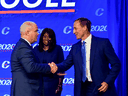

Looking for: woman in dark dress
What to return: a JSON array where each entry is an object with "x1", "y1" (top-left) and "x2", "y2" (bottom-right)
[{"x1": 33, "y1": 28, "x2": 64, "y2": 96}]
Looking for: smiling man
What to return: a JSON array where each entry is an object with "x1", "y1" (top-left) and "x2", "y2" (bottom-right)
[
  {"x1": 10, "y1": 21, "x2": 57, "y2": 96},
  {"x1": 56, "y1": 17, "x2": 121, "y2": 96}
]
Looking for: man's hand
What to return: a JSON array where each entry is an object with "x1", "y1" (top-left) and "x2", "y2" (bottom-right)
[
  {"x1": 55, "y1": 84, "x2": 62, "y2": 94},
  {"x1": 48, "y1": 62, "x2": 58, "y2": 74},
  {"x1": 55, "y1": 78, "x2": 63, "y2": 94},
  {"x1": 98, "y1": 82, "x2": 108, "y2": 92}
]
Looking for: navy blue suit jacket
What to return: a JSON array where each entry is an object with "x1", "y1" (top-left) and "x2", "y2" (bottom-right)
[
  {"x1": 58, "y1": 35, "x2": 121, "y2": 96},
  {"x1": 10, "y1": 38, "x2": 51, "y2": 96}
]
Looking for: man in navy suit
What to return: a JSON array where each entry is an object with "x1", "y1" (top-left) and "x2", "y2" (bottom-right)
[
  {"x1": 10, "y1": 21, "x2": 57, "y2": 96},
  {"x1": 55, "y1": 18, "x2": 121, "y2": 96}
]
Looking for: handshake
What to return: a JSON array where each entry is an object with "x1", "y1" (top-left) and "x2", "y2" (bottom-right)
[{"x1": 48, "y1": 62, "x2": 58, "y2": 74}]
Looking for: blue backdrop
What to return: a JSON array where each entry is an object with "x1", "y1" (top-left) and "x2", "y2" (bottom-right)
[{"x1": 0, "y1": 0, "x2": 127, "y2": 96}]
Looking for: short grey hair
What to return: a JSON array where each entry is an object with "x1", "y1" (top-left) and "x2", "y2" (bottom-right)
[{"x1": 20, "y1": 21, "x2": 36, "y2": 33}]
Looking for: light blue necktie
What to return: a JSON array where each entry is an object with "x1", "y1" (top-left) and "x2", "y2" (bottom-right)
[{"x1": 81, "y1": 41, "x2": 86, "y2": 82}]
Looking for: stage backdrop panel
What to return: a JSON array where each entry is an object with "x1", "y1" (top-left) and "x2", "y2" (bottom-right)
[{"x1": 0, "y1": 0, "x2": 107, "y2": 96}]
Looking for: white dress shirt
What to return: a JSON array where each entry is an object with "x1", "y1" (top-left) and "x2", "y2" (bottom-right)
[{"x1": 82, "y1": 34, "x2": 92, "y2": 82}]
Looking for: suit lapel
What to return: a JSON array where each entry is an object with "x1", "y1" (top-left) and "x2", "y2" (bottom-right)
[{"x1": 90, "y1": 36, "x2": 98, "y2": 71}]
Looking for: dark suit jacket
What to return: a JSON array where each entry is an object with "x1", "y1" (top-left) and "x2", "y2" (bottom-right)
[
  {"x1": 10, "y1": 38, "x2": 51, "y2": 96},
  {"x1": 58, "y1": 35, "x2": 121, "y2": 96}
]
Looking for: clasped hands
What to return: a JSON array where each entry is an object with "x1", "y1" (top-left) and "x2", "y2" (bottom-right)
[{"x1": 48, "y1": 62, "x2": 58, "y2": 74}]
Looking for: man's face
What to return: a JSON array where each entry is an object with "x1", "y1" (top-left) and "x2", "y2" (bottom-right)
[
  {"x1": 28, "y1": 24, "x2": 39, "y2": 44},
  {"x1": 73, "y1": 20, "x2": 87, "y2": 40}
]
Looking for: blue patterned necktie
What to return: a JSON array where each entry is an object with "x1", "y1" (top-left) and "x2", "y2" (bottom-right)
[{"x1": 81, "y1": 41, "x2": 86, "y2": 82}]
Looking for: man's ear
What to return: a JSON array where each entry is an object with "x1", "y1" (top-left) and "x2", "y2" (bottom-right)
[
  {"x1": 26, "y1": 31, "x2": 30, "y2": 35},
  {"x1": 83, "y1": 25, "x2": 88, "y2": 31}
]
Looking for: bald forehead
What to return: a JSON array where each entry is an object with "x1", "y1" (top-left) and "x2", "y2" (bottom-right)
[
  {"x1": 20, "y1": 21, "x2": 37, "y2": 33},
  {"x1": 24, "y1": 22, "x2": 37, "y2": 28}
]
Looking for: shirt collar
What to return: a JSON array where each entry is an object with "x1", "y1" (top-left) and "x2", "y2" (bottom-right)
[{"x1": 21, "y1": 37, "x2": 31, "y2": 46}]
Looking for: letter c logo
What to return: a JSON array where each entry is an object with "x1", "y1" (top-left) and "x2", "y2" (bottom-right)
[
  {"x1": 2, "y1": 27, "x2": 10, "y2": 35},
  {"x1": 95, "y1": 8, "x2": 104, "y2": 16},
  {"x1": 63, "y1": 26, "x2": 72, "y2": 34}
]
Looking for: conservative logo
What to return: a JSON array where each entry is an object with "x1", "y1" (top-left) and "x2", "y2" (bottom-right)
[
  {"x1": 60, "y1": 44, "x2": 72, "y2": 52},
  {"x1": 1, "y1": 27, "x2": 10, "y2": 35},
  {"x1": 38, "y1": 28, "x2": 44, "y2": 34},
  {"x1": 2, "y1": 61, "x2": 10, "y2": 69},
  {"x1": 95, "y1": 8, "x2": 104, "y2": 16},
  {"x1": 63, "y1": 26, "x2": 72, "y2": 34},
  {"x1": 0, "y1": 44, "x2": 15, "y2": 52},
  {"x1": 0, "y1": 78, "x2": 12, "y2": 86},
  {"x1": 0, "y1": 0, "x2": 76, "y2": 14}
]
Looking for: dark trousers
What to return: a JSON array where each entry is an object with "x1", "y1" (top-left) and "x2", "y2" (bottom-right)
[{"x1": 81, "y1": 81, "x2": 103, "y2": 96}]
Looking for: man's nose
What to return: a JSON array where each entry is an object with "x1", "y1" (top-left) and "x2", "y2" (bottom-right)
[{"x1": 73, "y1": 30, "x2": 75, "y2": 34}]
